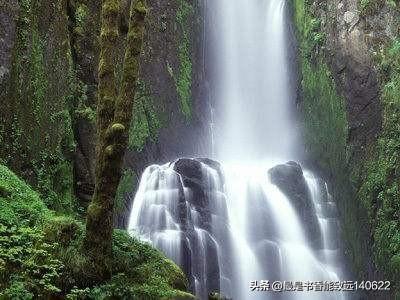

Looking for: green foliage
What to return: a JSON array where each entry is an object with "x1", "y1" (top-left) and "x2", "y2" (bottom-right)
[
  {"x1": 115, "y1": 169, "x2": 137, "y2": 214},
  {"x1": 74, "y1": 3, "x2": 89, "y2": 36},
  {"x1": 358, "y1": 38, "x2": 400, "y2": 287},
  {"x1": 66, "y1": 60, "x2": 96, "y2": 125},
  {"x1": 0, "y1": 165, "x2": 49, "y2": 227},
  {"x1": 294, "y1": 0, "x2": 348, "y2": 176},
  {"x1": 0, "y1": 165, "x2": 192, "y2": 299},
  {"x1": 0, "y1": 225, "x2": 64, "y2": 299},
  {"x1": 172, "y1": 0, "x2": 193, "y2": 120},
  {"x1": 128, "y1": 80, "x2": 161, "y2": 151},
  {"x1": 75, "y1": 106, "x2": 97, "y2": 123},
  {"x1": 358, "y1": 0, "x2": 380, "y2": 15}
]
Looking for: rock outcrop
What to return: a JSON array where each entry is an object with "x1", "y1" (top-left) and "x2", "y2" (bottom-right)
[
  {"x1": 318, "y1": 0, "x2": 390, "y2": 164},
  {"x1": 269, "y1": 161, "x2": 322, "y2": 248},
  {"x1": 173, "y1": 158, "x2": 226, "y2": 296}
]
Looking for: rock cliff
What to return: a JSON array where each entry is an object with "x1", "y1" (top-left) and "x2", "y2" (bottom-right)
[
  {"x1": 293, "y1": 0, "x2": 400, "y2": 297},
  {"x1": 0, "y1": 0, "x2": 211, "y2": 224}
]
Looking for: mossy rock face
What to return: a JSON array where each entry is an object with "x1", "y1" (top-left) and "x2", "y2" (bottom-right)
[
  {"x1": 294, "y1": 0, "x2": 400, "y2": 296},
  {"x1": 0, "y1": 0, "x2": 76, "y2": 212}
]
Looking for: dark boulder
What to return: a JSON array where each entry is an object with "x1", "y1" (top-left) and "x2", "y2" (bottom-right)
[
  {"x1": 174, "y1": 158, "x2": 224, "y2": 193},
  {"x1": 170, "y1": 158, "x2": 227, "y2": 297},
  {"x1": 268, "y1": 161, "x2": 322, "y2": 248},
  {"x1": 174, "y1": 158, "x2": 204, "y2": 184},
  {"x1": 197, "y1": 158, "x2": 225, "y2": 188},
  {"x1": 173, "y1": 158, "x2": 225, "y2": 231}
]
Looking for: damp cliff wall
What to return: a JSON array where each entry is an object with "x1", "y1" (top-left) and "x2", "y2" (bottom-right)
[
  {"x1": 0, "y1": 0, "x2": 210, "y2": 225},
  {"x1": 293, "y1": 0, "x2": 400, "y2": 297}
]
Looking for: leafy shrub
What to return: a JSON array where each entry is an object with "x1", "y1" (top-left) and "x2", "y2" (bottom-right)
[{"x1": 0, "y1": 225, "x2": 63, "y2": 299}]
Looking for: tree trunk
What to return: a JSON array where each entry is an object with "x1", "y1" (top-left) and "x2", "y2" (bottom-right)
[{"x1": 84, "y1": 0, "x2": 147, "y2": 280}]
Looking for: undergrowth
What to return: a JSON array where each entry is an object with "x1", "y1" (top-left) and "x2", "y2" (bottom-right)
[{"x1": 0, "y1": 164, "x2": 193, "y2": 299}]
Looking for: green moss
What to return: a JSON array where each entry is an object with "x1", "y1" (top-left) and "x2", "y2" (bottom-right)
[
  {"x1": 294, "y1": 0, "x2": 348, "y2": 176},
  {"x1": 296, "y1": 0, "x2": 400, "y2": 291},
  {"x1": 293, "y1": 0, "x2": 370, "y2": 278},
  {"x1": 30, "y1": 30, "x2": 47, "y2": 122},
  {"x1": 172, "y1": 0, "x2": 193, "y2": 120},
  {"x1": 301, "y1": 61, "x2": 348, "y2": 175},
  {"x1": 75, "y1": 106, "x2": 97, "y2": 123},
  {"x1": 128, "y1": 80, "x2": 161, "y2": 151},
  {"x1": 358, "y1": 38, "x2": 400, "y2": 288}
]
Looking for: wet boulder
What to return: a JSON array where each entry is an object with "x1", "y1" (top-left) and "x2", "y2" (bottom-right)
[
  {"x1": 173, "y1": 158, "x2": 225, "y2": 230},
  {"x1": 174, "y1": 158, "x2": 224, "y2": 192},
  {"x1": 174, "y1": 158, "x2": 204, "y2": 184},
  {"x1": 268, "y1": 161, "x2": 322, "y2": 248},
  {"x1": 197, "y1": 158, "x2": 225, "y2": 188},
  {"x1": 172, "y1": 158, "x2": 227, "y2": 297}
]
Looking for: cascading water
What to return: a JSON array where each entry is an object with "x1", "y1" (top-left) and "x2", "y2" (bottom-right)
[
  {"x1": 128, "y1": 0, "x2": 350, "y2": 299},
  {"x1": 211, "y1": 0, "x2": 297, "y2": 160},
  {"x1": 128, "y1": 160, "x2": 348, "y2": 299}
]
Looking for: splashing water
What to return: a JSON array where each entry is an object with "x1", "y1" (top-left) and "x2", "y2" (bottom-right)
[{"x1": 128, "y1": 160, "x2": 347, "y2": 299}]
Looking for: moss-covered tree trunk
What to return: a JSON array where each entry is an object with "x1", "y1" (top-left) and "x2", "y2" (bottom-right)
[{"x1": 84, "y1": 0, "x2": 147, "y2": 279}]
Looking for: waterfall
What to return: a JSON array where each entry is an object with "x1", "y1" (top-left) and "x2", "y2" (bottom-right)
[
  {"x1": 211, "y1": 0, "x2": 298, "y2": 160},
  {"x1": 128, "y1": 160, "x2": 348, "y2": 299},
  {"x1": 128, "y1": 0, "x2": 350, "y2": 299}
]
